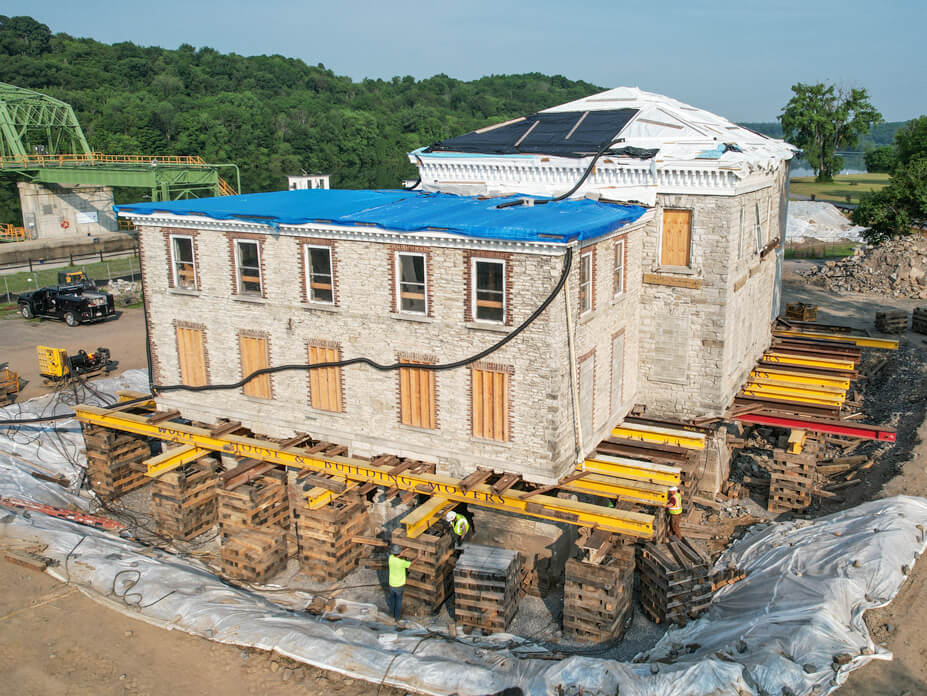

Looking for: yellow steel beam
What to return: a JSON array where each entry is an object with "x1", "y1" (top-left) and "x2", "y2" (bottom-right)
[
  {"x1": 787, "y1": 429, "x2": 807, "y2": 454},
  {"x1": 401, "y1": 496, "x2": 454, "y2": 538},
  {"x1": 74, "y1": 406, "x2": 655, "y2": 538},
  {"x1": 116, "y1": 390, "x2": 157, "y2": 408},
  {"x1": 762, "y1": 352, "x2": 856, "y2": 370},
  {"x1": 305, "y1": 478, "x2": 355, "y2": 509},
  {"x1": 774, "y1": 330, "x2": 899, "y2": 350},
  {"x1": 744, "y1": 381, "x2": 846, "y2": 403},
  {"x1": 611, "y1": 423, "x2": 705, "y2": 450},
  {"x1": 751, "y1": 368, "x2": 851, "y2": 390},
  {"x1": 560, "y1": 473, "x2": 669, "y2": 505},
  {"x1": 581, "y1": 455, "x2": 681, "y2": 487},
  {"x1": 143, "y1": 444, "x2": 210, "y2": 477},
  {"x1": 741, "y1": 386, "x2": 842, "y2": 407},
  {"x1": 746, "y1": 376, "x2": 846, "y2": 395}
]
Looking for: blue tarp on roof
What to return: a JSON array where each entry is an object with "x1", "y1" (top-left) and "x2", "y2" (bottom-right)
[{"x1": 114, "y1": 189, "x2": 647, "y2": 244}]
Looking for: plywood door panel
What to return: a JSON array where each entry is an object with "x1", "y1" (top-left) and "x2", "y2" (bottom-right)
[
  {"x1": 240, "y1": 336, "x2": 271, "y2": 399},
  {"x1": 308, "y1": 345, "x2": 342, "y2": 412},
  {"x1": 177, "y1": 327, "x2": 207, "y2": 387},
  {"x1": 472, "y1": 368, "x2": 509, "y2": 442},
  {"x1": 661, "y1": 209, "x2": 692, "y2": 267},
  {"x1": 400, "y1": 363, "x2": 435, "y2": 429}
]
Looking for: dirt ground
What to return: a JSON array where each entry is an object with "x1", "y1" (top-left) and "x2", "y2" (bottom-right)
[
  {"x1": 1, "y1": 260, "x2": 927, "y2": 695},
  {"x1": 0, "y1": 307, "x2": 149, "y2": 401}
]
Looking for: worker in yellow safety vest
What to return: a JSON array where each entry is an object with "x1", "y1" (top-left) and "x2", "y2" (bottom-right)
[
  {"x1": 445, "y1": 510, "x2": 470, "y2": 549},
  {"x1": 667, "y1": 485, "x2": 683, "y2": 539},
  {"x1": 387, "y1": 544, "x2": 419, "y2": 622}
]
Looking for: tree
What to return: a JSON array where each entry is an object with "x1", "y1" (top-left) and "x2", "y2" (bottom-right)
[
  {"x1": 853, "y1": 116, "x2": 927, "y2": 242},
  {"x1": 780, "y1": 83, "x2": 882, "y2": 182},
  {"x1": 864, "y1": 146, "x2": 896, "y2": 173}
]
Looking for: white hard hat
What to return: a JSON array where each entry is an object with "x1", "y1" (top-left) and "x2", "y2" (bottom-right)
[
  {"x1": 445, "y1": 511, "x2": 456, "y2": 522},
  {"x1": 669, "y1": 486, "x2": 679, "y2": 491}
]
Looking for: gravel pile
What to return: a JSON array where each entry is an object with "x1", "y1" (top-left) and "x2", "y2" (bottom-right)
[{"x1": 802, "y1": 235, "x2": 927, "y2": 298}]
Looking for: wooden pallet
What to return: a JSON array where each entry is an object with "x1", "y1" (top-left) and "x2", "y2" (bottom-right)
[
  {"x1": 82, "y1": 424, "x2": 152, "y2": 499},
  {"x1": 151, "y1": 457, "x2": 219, "y2": 540},
  {"x1": 562, "y1": 544, "x2": 634, "y2": 643},
  {"x1": 768, "y1": 445, "x2": 820, "y2": 514},
  {"x1": 391, "y1": 524, "x2": 455, "y2": 614},
  {"x1": 453, "y1": 545, "x2": 521, "y2": 634},
  {"x1": 0, "y1": 368, "x2": 19, "y2": 406},
  {"x1": 785, "y1": 303, "x2": 818, "y2": 322},
  {"x1": 913, "y1": 307, "x2": 927, "y2": 335},
  {"x1": 875, "y1": 310, "x2": 908, "y2": 334},
  {"x1": 637, "y1": 539, "x2": 712, "y2": 626},
  {"x1": 290, "y1": 485, "x2": 370, "y2": 582},
  {"x1": 220, "y1": 526, "x2": 287, "y2": 582},
  {"x1": 218, "y1": 468, "x2": 289, "y2": 534}
]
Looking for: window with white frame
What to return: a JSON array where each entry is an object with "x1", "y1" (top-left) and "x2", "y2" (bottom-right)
[
  {"x1": 613, "y1": 239, "x2": 625, "y2": 297},
  {"x1": 579, "y1": 252, "x2": 593, "y2": 314},
  {"x1": 235, "y1": 240, "x2": 262, "y2": 295},
  {"x1": 305, "y1": 245, "x2": 333, "y2": 304},
  {"x1": 472, "y1": 258, "x2": 505, "y2": 323},
  {"x1": 396, "y1": 252, "x2": 427, "y2": 314},
  {"x1": 754, "y1": 202, "x2": 763, "y2": 252},
  {"x1": 170, "y1": 235, "x2": 196, "y2": 290}
]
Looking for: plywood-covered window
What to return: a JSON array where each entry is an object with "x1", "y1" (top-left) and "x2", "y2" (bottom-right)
[
  {"x1": 176, "y1": 326, "x2": 207, "y2": 386},
  {"x1": 308, "y1": 343, "x2": 343, "y2": 412},
  {"x1": 613, "y1": 239, "x2": 625, "y2": 297},
  {"x1": 396, "y1": 252, "x2": 427, "y2": 314},
  {"x1": 235, "y1": 240, "x2": 262, "y2": 295},
  {"x1": 472, "y1": 258, "x2": 505, "y2": 323},
  {"x1": 170, "y1": 235, "x2": 197, "y2": 290},
  {"x1": 471, "y1": 367, "x2": 510, "y2": 442},
  {"x1": 579, "y1": 252, "x2": 593, "y2": 314},
  {"x1": 306, "y1": 246, "x2": 334, "y2": 304},
  {"x1": 398, "y1": 361, "x2": 436, "y2": 429},
  {"x1": 240, "y1": 335, "x2": 271, "y2": 399},
  {"x1": 661, "y1": 209, "x2": 692, "y2": 267}
]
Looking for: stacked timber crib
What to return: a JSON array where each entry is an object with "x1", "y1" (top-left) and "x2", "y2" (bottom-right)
[
  {"x1": 81, "y1": 424, "x2": 150, "y2": 499},
  {"x1": 217, "y1": 464, "x2": 290, "y2": 582},
  {"x1": 637, "y1": 539, "x2": 712, "y2": 626},
  {"x1": 875, "y1": 310, "x2": 908, "y2": 334},
  {"x1": 563, "y1": 535, "x2": 635, "y2": 643},
  {"x1": 913, "y1": 307, "x2": 927, "y2": 335},
  {"x1": 768, "y1": 442, "x2": 821, "y2": 514},
  {"x1": 151, "y1": 455, "x2": 219, "y2": 539},
  {"x1": 391, "y1": 523, "x2": 455, "y2": 613},
  {"x1": 453, "y1": 545, "x2": 522, "y2": 633}
]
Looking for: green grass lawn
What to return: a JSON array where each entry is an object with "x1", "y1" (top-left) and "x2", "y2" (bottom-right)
[
  {"x1": 0, "y1": 255, "x2": 141, "y2": 299},
  {"x1": 784, "y1": 242, "x2": 858, "y2": 259},
  {"x1": 789, "y1": 172, "x2": 889, "y2": 204}
]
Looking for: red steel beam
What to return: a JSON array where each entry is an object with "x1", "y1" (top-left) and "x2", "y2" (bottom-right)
[{"x1": 734, "y1": 412, "x2": 896, "y2": 442}]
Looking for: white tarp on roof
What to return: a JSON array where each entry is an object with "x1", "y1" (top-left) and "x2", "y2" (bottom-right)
[{"x1": 1, "y1": 371, "x2": 925, "y2": 696}]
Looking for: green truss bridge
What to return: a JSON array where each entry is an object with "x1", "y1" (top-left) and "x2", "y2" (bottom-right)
[{"x1": 0, "y1": 82, "x2": 240, "y2": 201}]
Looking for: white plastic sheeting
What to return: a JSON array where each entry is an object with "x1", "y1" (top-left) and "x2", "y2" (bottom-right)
[{"x1": 1, "y1": 371, "x2": 926, "y2": 696}]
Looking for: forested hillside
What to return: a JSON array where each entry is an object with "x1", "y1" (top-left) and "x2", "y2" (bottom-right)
[{"x1": 1, "y1": 15, "x2": 603, "y2": 222}]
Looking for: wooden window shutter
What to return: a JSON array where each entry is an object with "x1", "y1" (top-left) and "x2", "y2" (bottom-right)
[
  {"x1": 176, "y1": 327, "x2": 207, "y2": 387},
  {"x1": 471, "y1": 368, "x2": 510, "y2": 442},
  {"x1": 399, "y1": 361, "x2": 436, "y2": 429},
  {"x1": 661, "y1": 209, "x2": 692, "y2": 267},
  {"x1": 308, "y1": 345, "x2": 343, "y2": 412},
  {"x1": 239, "y1": 335, "x2": 271, "y2": 398}
]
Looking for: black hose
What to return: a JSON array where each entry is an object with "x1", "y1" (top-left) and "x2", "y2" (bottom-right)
[{"x1": 0, "y1": 249, "x2": 572, "y2": 423}]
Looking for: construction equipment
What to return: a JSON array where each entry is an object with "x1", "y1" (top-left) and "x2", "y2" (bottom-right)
[
  {"x1": 57, "y1": 269, "x2": 94, "y2": 289},
  {"x1": 0, "y1": 367, "x2": 20, "y2": 405},
  {"x1": 37, "y1": 345, "x2": 113, "y2": 384},
  {"x1": 0, "y1": 223, "x2": 30, "y2": 242}
]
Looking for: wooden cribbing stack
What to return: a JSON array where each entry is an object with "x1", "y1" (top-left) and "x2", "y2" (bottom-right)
[
  {"x1": 637, "y1": 539, "x2": 712, "y2": 626},
  {"x1": 81, "y1": 424, "x2": 151, "y2": 499},
  {"x1": 563, "y1": 535, "x2": 635, "y2": 643},
  {"x1": 218, "y1": 466, "x2": 289, "y2": 582},
  {"x1": 391, "y1": 523, "x2": 455, "y2": 613},
  {"x1": 875, "y1": 310, "x2": 908, "y2": 334},
  {"x1": 289, "y1": 483, "x2": 370, "y2": 582},
  {"x1": 913, "y1": 307, "x2": 927, "y2": 335},
  {"x1": 453, "y1": 545, "x2": 522, "y2": 634},
  {"x1": 150, "y1": 456, "x2": 219, "y2": 539},
  {"x1": 768, "y1": 442, "x2": 821, "y2": 514}
]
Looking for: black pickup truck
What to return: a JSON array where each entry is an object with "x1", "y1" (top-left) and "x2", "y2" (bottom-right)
[{"x1": 18, "y1": 283, "x2": 116, "y2": 326}]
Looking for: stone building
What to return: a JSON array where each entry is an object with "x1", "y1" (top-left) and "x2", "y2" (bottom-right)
[{"x1": 117, "y1": 86, "x2": 795, "y2": 485}]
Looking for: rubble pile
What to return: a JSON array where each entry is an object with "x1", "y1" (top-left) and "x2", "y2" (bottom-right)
[
  {"x1": 787, "y1": 201, "x2": 865, "y2": 243},
  {"x1": 803, "y1": 235, "x2": 927, "y2": 299},
  {"x1": 103, "y1": 279, "x2": 141, "y2": 305}
]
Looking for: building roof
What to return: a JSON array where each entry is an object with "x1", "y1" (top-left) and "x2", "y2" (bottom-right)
[
  {"x1": 420, "y1": 86, "x2": 795, "y2": 168},
  {"x1": 115, "y1": 189, "x2": 647, "y2": 245}
]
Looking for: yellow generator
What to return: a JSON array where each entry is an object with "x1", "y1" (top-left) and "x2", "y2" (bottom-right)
[{"x1": 37, "y1": 345, "x2": 113, "y2": 383}]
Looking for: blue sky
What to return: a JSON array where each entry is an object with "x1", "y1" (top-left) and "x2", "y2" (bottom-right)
[{"x1": 7, "y1": 0, "x2": 925, "y2": 121}]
